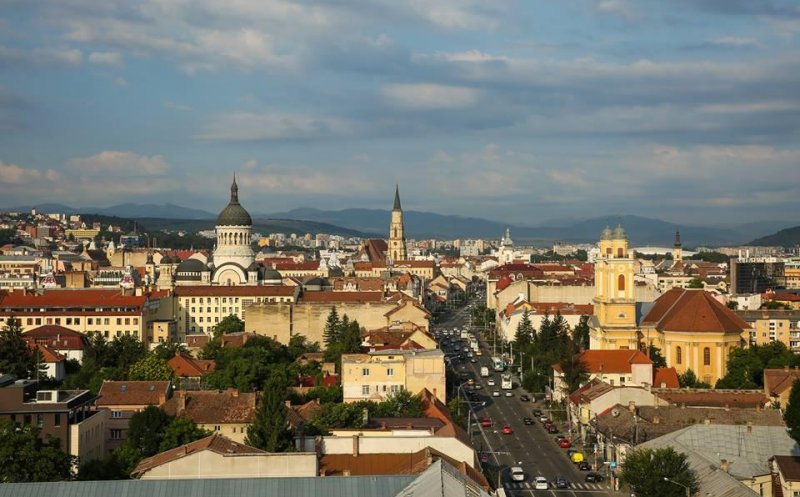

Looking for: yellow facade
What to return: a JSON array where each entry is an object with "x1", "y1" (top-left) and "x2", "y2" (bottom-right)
[
  {"x1": 655, "y1": 331, "x2": 739, "y2": 386},
  {"x1": 341, "y1": 349, "x2": 446, "y2": 403},
  {"x1": 590, "y1": 226, "x2": 639, "y2": 350}
]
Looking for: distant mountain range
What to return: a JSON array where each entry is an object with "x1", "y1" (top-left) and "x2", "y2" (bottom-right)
[
  {"x1": 748, "y1": 226, "x2": 800, "y2": 247},
  {"x1": 5, "y1": 202, "x2": 796, "y2": 247}
]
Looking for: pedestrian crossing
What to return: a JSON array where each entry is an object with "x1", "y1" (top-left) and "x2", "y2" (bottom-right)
[{"x1": 504, "y1": 481, "x2": 607, "y2": 491}]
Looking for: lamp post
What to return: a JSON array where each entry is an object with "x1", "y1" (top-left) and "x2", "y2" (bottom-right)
[{"x1": 663, "y1": 477, "x2": 691, "y2": 497}]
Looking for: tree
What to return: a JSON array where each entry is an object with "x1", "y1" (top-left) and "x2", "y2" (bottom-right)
[
  {"x1": 322, "y1": 307, "x2": 341, "y2": 347},
  {"x1": 678, "y1": 369, "x2": 711, "y2": 389},
  {"x1": 726, "y1": 301, "x2": 738, "y2": 310},
  {"x1": 159, "y1": 417, "x2": 211, "y2": 452},
  {"x1": 152, "y1": 341, "x2": 187, "y2": 361},
  {"x1": 785, "y1": 380, "x2": 800, "y2": 442},
  {"x1": 0, "y1": 317, "x2": 35, "y2": 379},
  {"x1": 687, "y1": 279, "x2": 704, "y2": 289},
  {"x1": 214, "y1": 314, "x2": 244, "y2": 337},
  {"x1": 514, "y1": 309, "x2": 534, "y2": 348},
  {"x1": 0, "y1": 419, "x2": 74, "y2": 482},
  {"x1": 128, "y1": 354, "x2": 175, "y2": 381},
  {"x1": 288, "y1": 334, "x2": 320, "y2": 360},
  {"x1": 121, "y1": 406, "x2": 171, "y2": 465},
  {"x1": 245, "y1": 377, "x2": 293, "y2": 452},
  {"x1": 558, "y1": 353, "x2": 589, "y2": 394},
  {"x1": 372, "y1": 390, "x2": 425, "y2": 418},
  {"x1": 647, "y1": 345, "x2": 668, "y2": 369},
  {"x1": 621, "y1": 447, "x2": 698, "y2": 497},
  {"x1": 572, "y1": 315, "x2": 591, "y2": 351}
]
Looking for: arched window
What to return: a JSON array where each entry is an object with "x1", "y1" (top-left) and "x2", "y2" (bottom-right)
[
  {"x1": 676, "y1": 346, "x2": 682, "y2": 364},
  {"x1": 618, "y1": 274, "x2": 625, "y2": 292},
  {"x1": 703, "y1": 347, "x2": 711, "y2": 366}
]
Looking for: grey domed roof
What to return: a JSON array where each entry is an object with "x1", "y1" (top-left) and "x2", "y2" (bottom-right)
[
  {"x1": 176, "y1": 258, "x2": 209, "y2": 273},
  {"x1": 613, "y1": 224, "x2": 628, "y2": 240},
  {"x1": 600, "y1": 226, "x2": 613, "y2": 240},
  {"x1": 160, "y1": 254, "x2": 173, "y2": 264},
  {"x1": 217, "y1": 175, "x2": 252, "y2": 227},
  {"x1": 264, "y1": 268, "x2": 282, "y2": 281}
]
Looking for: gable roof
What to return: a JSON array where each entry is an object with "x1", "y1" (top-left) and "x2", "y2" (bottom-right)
[
  {"x1": 774, "y1": 456, "x2": 800, "y2": 482},
  {"x1": 167, "y1": 353, "x2": 216, "y2": 378},
  {"x1": 642, "y1": 288, "x2": 750, "y2": 334},
  {"x1": 554, "y1": 349, "x2": 652, "y2": 374},
  {"x1": 131, "y1": 434, "x2": 264, "y2": 477},
  {"x1": 764, "y1": 368, "x2": 800, "y2": 396},
  {"x1": 652, "y1": 388, "x2": 768, "y2": 408},
  {"x1": 162, "y1": 389, "x2": 257, "y2": 424},
  {"x1": 653, "y1": 367, "x2": 680, "y2": 389},
  {"x1": 22, "y1": 324, "x2": 89, "y2": 350},
  {"x1": 97, "y1": 380, "x2": 171, "y2": 407},
  {"x1": 30, "y1": 343, "x2": 65, "y2": 363},
  {"x1": 300, "y1": 291, "x2": 384, "y2": 303}
]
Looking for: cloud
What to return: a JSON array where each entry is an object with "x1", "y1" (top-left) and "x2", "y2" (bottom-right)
[
  {"x1": 88, "y1": 51, "x2": 122, "y2": 66},
  {"x1": 0, "y1": 160, "x2": 46, "y2": 184},
  {"x1": 237, "y1": 160, "x2": 377, "y2": 194},
  {"x1": 198, "y1": 112, "x2": 356, "y2": 141},
  {"x1": 382, "y1": 83, "x2": 479, "y2": 109},
  {"x1": 68, "y1": 151, "x2": 169, "y2": 176},
  {"x1": 0, "y1": 45, "x2": 81, "y2": 68},
  {"x1": 595, "y1": 0, "x2": 641, "y2": 22}
]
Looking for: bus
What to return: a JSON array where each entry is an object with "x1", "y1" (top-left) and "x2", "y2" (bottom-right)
[
  {"x1": 501, "y1": 373, "x2": 513, "y2": 390},
  {"x1": 492, "y1": 357, "x2": 505, "y2": 372}
]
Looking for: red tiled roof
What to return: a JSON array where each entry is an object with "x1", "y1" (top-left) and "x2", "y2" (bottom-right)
[
  {"x1": 652, "y1": 388, "x2": 767, "y2": 408},
  {"x1": 272, "y1": 261, "x2": 320, "y2": 271},
  {"x1": 763, "y1": 293, "x2": 800, "y2": 302},
  {"x1": 642, "y1": 288, "x2": 750, "y2": 334},
  {"x1": 131, "y1": 434, "x2": 264, "y2": 477},
  {"x1": 774, "y1": 456, "x2": 800, "y2": 483},
  {"x1": 162, "y1": 389, "x2": 257, "y2": 424},
  {"x1": 353, "y1": 262, "x2": 375, "y2": 271},
  {"x1": 495, "y1": 274, "x2": 513, "y2": 291},
  {"x1": 167, "y1": 353, "x2": 216, "y2": 378},
  {"x1": 30, "y1": 343, "x2": 65, "y2": 363},
  {"x1": 22, "y1": 325, "x2": 88, "y2": 350},
  {"x1": 764, "y1": 368, "x2": 800, "y2": 396},
  {"x1": 97, "y1": 380, "x2": 171, "y2": 407},
  {"x1": 652, "y1": 367, "x2": 680, "y2": 389},
  {"x1": 0, "y1": 289, "x2": 148, "y2": 309},
  {"x1": 173, "y1": 286, "x2": 295, "y2": 297},
  {"x1": 300, "y1": 291, "x2": 384, "y2": 303},
  {"x1": 554, "y1": 349, "x2": 652, "y2": 374},
  {"x1": 185, "y1": 334, "x2": 210, "y2": 348}
]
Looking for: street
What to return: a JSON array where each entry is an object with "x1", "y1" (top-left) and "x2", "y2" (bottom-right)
[{"x1": 434, "y1": 300, "x2": 612, "y2": 497}]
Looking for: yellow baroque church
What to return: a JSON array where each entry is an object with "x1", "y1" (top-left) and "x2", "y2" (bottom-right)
[{"x1": 589, "y1": 226, "x2": 750, "y2": 385}]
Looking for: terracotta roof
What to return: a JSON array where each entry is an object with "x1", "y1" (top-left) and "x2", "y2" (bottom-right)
[
  {"x1": 173, "y1": 286, "x2": 295, "y2": 297},
  {"x1": 286, "y1": 399, "x2": 321, "y2": 429},
  {"x1": 162, "y1": 389, "x2": 257, "y2": 424},
  {"x1": 272, "y1": 261, "x2": 320, "y2": 271},
  {"x1": 652, "y1": 367, "x2": 680, "y2": 389},
  {"x1": 185, "y1": 334, "x2": 210, "y2": 348},
  {"x1": 353, "y1": 262, "x2": 375, "y2": 271},
  {"x1": 764, "y1": 293, "x2": 800, "y2": 303},
  {"x1": 30, "y1": 343, "x2": 65, "y2": 362},
  {"x1": 220, "y1": 332, "x2": 258, "y2": 348},
  {"x1": 384, "y1": 300, "x2": 431, "y2": 318},
  {"x1": 0, "y1": 289, "x2": 148, "y2": 309},
  {"x1": 97, "y1": 380, "x2": 171, "y2": 407},
  {"x1": 652, "y1": 388, "x2": 768, "y2": 408},
  {"x1": 419, "y1": 388, "x2": 471, "y2": 448},
  {"x1": 554, "y1": 349, "x2": 652, "y2": 374},
  {"x1": 391, "y1": 260, "x2": 435, "y2": 269},
  {"x1": 131, "y1": 434, "x2": 264, "y2": 477},
  {"x1": 22, "y1": 324, "x2": 88, "y2": 350},
  {"x1": 300, "y1": 291, "x2": 384, "y2": 303},
  {"x1": 774, "y1": 456, "x2": 800, "y2": 482},
  {"x1": 167, "y1": 353, "x2": 216, "y2": 377},
  {"x1": 642, "y1": 288, "x2": 750, "y2": 334},
  {"x1": 569, "y1": 378, "x2": 614, "y2": 404},
  {"x1": 764, "y1": 368, "x2": 800, "y2": 396},
  {"x1": 495, "y1": 274, "x2": 513, "y2": 291}
]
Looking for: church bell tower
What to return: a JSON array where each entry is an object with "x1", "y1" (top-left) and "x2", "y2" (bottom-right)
[{"x1": 388, "y1": 185, "x2": 407, "y2": 262}]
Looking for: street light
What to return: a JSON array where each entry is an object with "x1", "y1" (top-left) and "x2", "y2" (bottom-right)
[{"x1": 663, "y1": 477, "x2": 691, "y2": 497}]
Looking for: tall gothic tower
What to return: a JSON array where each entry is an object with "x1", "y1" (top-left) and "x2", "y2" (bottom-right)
[
  {"x1": 589, "y1": 225, "x2": 638, "y2": 350},
  {"x1": 388, "y1": 185, "x2": 407, "y2": 262},
  {"x1": 672, "y1": 229, "x2": 683, "y2": 263}
]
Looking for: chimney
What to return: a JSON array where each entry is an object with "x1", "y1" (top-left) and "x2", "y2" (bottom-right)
[
  {"x1": 342, "y1": 470, "x2": 351, "y2": 476},
  {"x1": 720, "y1": 459, "x2": 729, "y2": 473},
  {"x1": 652, "y1": 415, "x2": 660, "y2": 425},
  {"x1": 724, "y1": 403, "x2": 730, "y2": 411},
  {"x1": 704, "y1": 418, "x2": 710, "y2": 425},
  {"x1": 747, "y1": 422, "x2": 753, "y2": 434},
  {"x1": 285, "y1": 400, "x2": 292, "y2": 408},
  {"x1": 628, "y1": 401, "x2": 636, "y2": 412},
  {"x1": 352, "y1": 435, "x2": 359, "y2": 456},
  {"x1": 178, "y1": 390, "x2": 187, "y2": 413}
]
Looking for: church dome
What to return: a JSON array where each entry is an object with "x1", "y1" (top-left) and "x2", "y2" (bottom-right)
[
  {"x1": 175, "y1": 258, "x2": 209, "y2": 276},
  {"x1": 600, "y1": 226, "x2": 613, "y2": 240},
  {"x1": 263, "y1": 267, "x2": 282, "y2": 282},
  {"x1": 217, "y1": 175, "x2": 252, "y2": 227},
  {"x1": 613, "y1": 225, "x2": 628, "y2": 240}
]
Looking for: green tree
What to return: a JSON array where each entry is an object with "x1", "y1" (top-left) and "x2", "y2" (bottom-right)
[
  {"x1": 0, "y1": 419, "x2": 74, "y2": 482},
  {"x1": 159, "y1": 417, "x2": 211, "y2": 452},
  {"x1": 647, "y1": 345, "x2": 668, "y2": 369},
  {"x1": 785, "y1": 380, "x2": 800, "y2": 442},
  {"x1": 323, "y1": 307, "x2": 341, "y2": 347},
  {"x1": 152, "y1": 341, "x2": 187, "y2": 361},
  {"x1": 128, "y1": 354, "x2": 175, "y2": 381},
  {"x1": 558, "y1": 353, "x2": 589, "y2": 394},
  {"x1": 214, "y1": 314, "x2": 244, "y2": 337},
  {"x1": 514, "y1": 309, "x2": 534, "y2": 348},
  {"x1": 621, "y1": 447, "x2": 698, "y2": 497},
  {"x1": 678, "y1": 369, "x2": 711, "y2": 389},
  {"x1": 245, "y1": 377, "x2": 293, "y2": 452},
  {"x1": 107, "y1": 335, "x2": 148, "y2": 371},
  {"x1": 121, "y1": 405, "x2": 171, "y2": 468},
  {"x1": 0, "y1": 316, "x2": 36, "y2": 379},
  {"x1": 372, "y1": 390, "x2": 425, "y2": 418},
  {"x1": 288, "y1": 334, "x2": 320, "y2": 359},
  {"x1": 687, "y1": 279, "x2": 704, "y2": 289},
  {"x1": 572, "y1": 315, "x2": 591, "y2": 351}
]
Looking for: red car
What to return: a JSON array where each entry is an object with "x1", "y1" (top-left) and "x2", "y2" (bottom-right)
[
  {"x1": 559, "y1": 440, "x2": 572, "y2": 449},
  {"x1": 480, "y1": 417, "x2": 493, "y2": 427},
  {"x1": 502, "y1": 425, "x2": 514, "y2": 435}
]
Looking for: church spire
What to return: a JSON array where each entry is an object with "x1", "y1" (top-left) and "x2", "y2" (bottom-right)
[
  {"x1": 393, "y1": 184, "x2": 402, "y2": 211},
  {"x1": 674, "y1": 228, "x2": 682, "y2": 248},
  {"x1": 230, "y1": 173, "x2": 239, "y2": 204}
]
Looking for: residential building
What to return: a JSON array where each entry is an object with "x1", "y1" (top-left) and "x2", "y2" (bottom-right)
[
  {"x1": 96, "y1": 380, "x2": 172, "y2": 452},
  {"x1": 764, "y1": 367, "x2": 800, "y2": 408},
  {"x1": 552, "y1": 349, "x2": 654, "y2": 401},
  {"x1": 496, "y1": 298, "x2": 593, "y2": 342},
  {"x1": 341, "y1": 350, "x2": 446, "y2": 403},
  {"x1": 30, "y1": 343, "x2": 66, "y2": 381},
  {"x1": 131, "y1": 434, "x2": 317, "y2": 479},
  {"x1": 771, "y1": 456, "x2": 800, "y2": 497},
  {"x1": 730, "y1": 256, "x2": 786, "y2": 294},
  {"x1": 161, "y1": 389, "x2": 257, "y2": 444},
  {"x1": 167, "y1": 353, "x2": 216, "y2": 381},
  {"x1": 21, "y1": 324, "x2": 89, "y2": 363},
  {"x1": 651, "y1": 388, "x2": 768, "y2": 408},
  {"x1": 0, "y1": 375, "x2": 105, "y2": 466},
  {"x1": 738, "y1": 310, "x2": 800, "y2": 351},
  {"x1": 361, "y1": 322, "x2": 437, "y2": 351}
]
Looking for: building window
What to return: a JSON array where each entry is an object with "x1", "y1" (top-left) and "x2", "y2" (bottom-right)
[
  {"x1": 362, "y1": 368, "x2": 370, "y2": 376},
  {"x1": 676, "y1": 346, "x2": 682, "y2": 365},
  {"x1": 36, "y1": 415, "x2": 44, "y2": 428},
  {"x1": 214, "y1": 425, "x2": 221, "y2": 431},
  {"x1": 362, "y1": 385, "x2": 370, "y2": 395},
  {"x1": 618, "y1": 274, "x2": 625, "y2": 292},
  {"x1": 703, "y1": 347, "x2": 711, "y2": 366},
  {"x1": 387, "y1": 368, "x2": 394, "y2": 376},
  {"x1": 54, "y1": 413, "x2": 61, "y2": 426},
  {"x1": 110, "y1": 410, "x2": 122, "y2": 419},
  {"x1": 617, "y1": 247, "x2": 623, "y2": 258},
  {"x1": 110, "y1": 429, "x2": 123, "y2": 440}
]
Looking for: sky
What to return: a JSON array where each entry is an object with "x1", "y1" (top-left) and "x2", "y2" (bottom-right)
[{"x1": 0, "y1": 0, "x2": 799, "y2": 226}]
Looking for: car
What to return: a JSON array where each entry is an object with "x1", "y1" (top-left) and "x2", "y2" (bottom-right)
[
  {"x1": 519, "y1": 394, "x2": 530, "y2": 402},
  {"x1": 539, "y1": 416, "x2": 549, "y2": 423},
  {"x1": 510, "y1": 467, "x2": 525, "y2": 482},
  {"x1": 504, "y1": 391, "x2": 513, "y2": 397},
  {"x1": 554, "y1": 477, "x2": 569, "y2": 489},
  {"x1": 585, "y1": 472, "x2": 604, "y2": 483},
  {"x1": 467, "y1": 352, "x2": 474, "y2": 358},
  {"x1": 475, "y1": 350, "x2": 482, "y2": 356},
  {"x1": 523, "y1": 417, "x2": 534, "y2": 425},
  {"x1": 532, "y1": 409, "x2": 543, "y2": 417},
  {"x1": 554, "y1": 435, "x2": 566, "y2": 443},
  {"x1": 479, "y1": 417, "x2": 493, "y2": 427},
  {"x1": 559, "y1": 440, "x2": 571, "y2": 449},
  {"x1": 487, "y1": 379, "x2": 496, "y2": 387},
  {"x1": 492, "y1": 390, "x2": 501, "y2": 397},
  {"x1": 501, "y1": 425, "x2": 513, "y2": 435},
  {"x1": 578, "y1": 461, "x2": 591, "y2": 471},
  {"x1": 534, "y1": 476, "x2": 549, "y2": 490},
  {"x1": 570, "y1": 452, "x2": 585, "y2": 464},
  {"x1": 470, "y1": 358, "x2": 477, "y2": 363},
  {"x1": 547, "y1": 424, "x2": 559, "y2": 434},
  {"x1": 566, "y1": 449, "x2": 579, "y2": 458}
]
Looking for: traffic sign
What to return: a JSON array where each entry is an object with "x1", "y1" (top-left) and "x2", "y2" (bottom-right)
[{"x1": 610, "y1": 461, "x2": 617, "y2": 469}]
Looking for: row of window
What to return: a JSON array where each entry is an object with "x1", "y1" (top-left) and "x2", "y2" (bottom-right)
[
  {"x1": 10, "y1": 412, "x2": 60, "y2": 428},
  {"x1": 361, "y1": 367, "x2": 394, "y2": 376},
  {"x1": 190, "y1": 307, "x2": 240, "y2": 314},
  {"x1": 675, "y1": 346, "x2": 720, "y2": 366},
  {"x1": 361, "y1": 384, "x2": 402, "y2": 395},
  {"x1": 19, "y1": 316, "x2": 139, "y2": 327}
]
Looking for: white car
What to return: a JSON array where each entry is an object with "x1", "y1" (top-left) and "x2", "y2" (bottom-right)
[
  {"x1": 510, "y1": 467, "x2": 525, "y2": 482},
  {"x1": 487, "y1": 379, "x2": 496, "y2": 386},
  {"x1": 504, "y1": 391, "x2": 514, "y2": 397},
  {"x1": 534, "y1": 476, "x2": 548, "y2": 490},
  {"x1": 492, "y1": 390, "x2": 501, "y2": 397}
]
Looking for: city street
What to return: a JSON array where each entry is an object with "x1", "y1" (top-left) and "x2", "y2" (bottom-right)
[{"x1": 435, "y1": 300, "x2": 612, "y2": 497}]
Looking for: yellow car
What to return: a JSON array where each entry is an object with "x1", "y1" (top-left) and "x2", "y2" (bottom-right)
[
  {"x1": 475, "y1": 350, "x2": 483, "y2": 356},
  {"x1": 570, "y1": 452, "x2": 585, "y2": 464}
]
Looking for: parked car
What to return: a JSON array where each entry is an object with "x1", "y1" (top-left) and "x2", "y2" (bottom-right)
[
  {"x1": 559, "y1": 439, "x2": 571, "y2": 449},
  {"x1": 501, "y1": 425, "x2": 514, "y2": 435},
  {"x1": 534, "y1": 476, "x2": 549, "y2": 490},
  {"x1": 547, "y1": 424, "x2": 559, "y2": 434},
  {"x1": 585, "y1": 472, "x2": 604, "y2": 483},
  {"x1": 554, "y1": 477, "x2": 569, "y2": 489},
  {"x1": 492, "y1": 390, "x2": 501, "y2": 397},
  {"x1": 504, "y1": 391, "x2": 513, "y2": 397},
  {"x1": 539, "y1": 416, "x2": 549, "y2": 424},
  {"x1": 578, "y1": 461, "x2": 591, "y2": 471},
  {"x1": 554, "y1": 435, "x2": 566, "y2": 443},
  {"x1": 532, "y1": 409, "x2": 543, "y2": 417},
  {"x1": 510, "y1": 467, "x2": 525, "y2": 482},
  {"x1": 479, "y1": 417, "x2": 493, "y2": 427},
  {"x1": 523, "y1": 417, "x2": 534, "y2": 425},
  {"x1": 519, "y1": 394, "x2": 530, "y2": 402},
  {"x1": 570, "y1": 452, "x2": 585, "y2": 464},
  {"x1": 487, "y1": 379, "x2": 496, "y2": 387}
]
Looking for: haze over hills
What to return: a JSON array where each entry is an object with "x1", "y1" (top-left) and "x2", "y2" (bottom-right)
[
  {"x1": 748, "y1": 226, "x2": 800, "y2": 247},
  {"x1": 9, "y1": 202, "x2": 216, "y2": 220}
]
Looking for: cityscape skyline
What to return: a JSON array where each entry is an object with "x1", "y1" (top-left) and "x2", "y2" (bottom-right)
[{"x1": 1, "y1": 1, "x2": 799, "y2": 225}]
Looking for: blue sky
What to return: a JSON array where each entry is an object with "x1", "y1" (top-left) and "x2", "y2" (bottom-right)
[{"x1": 1, "y1": 0, "x2": 799, "y2": 226}]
